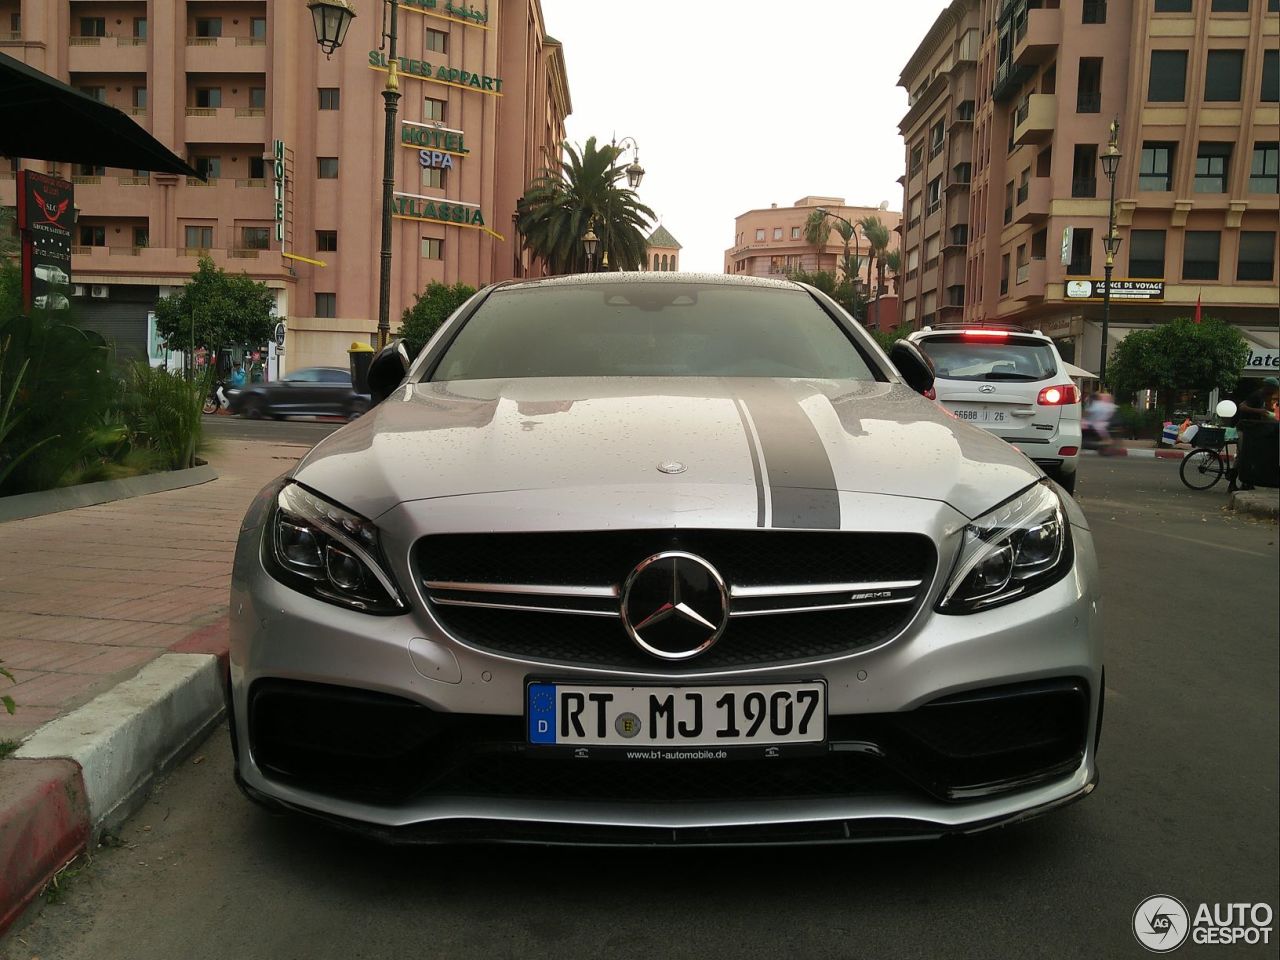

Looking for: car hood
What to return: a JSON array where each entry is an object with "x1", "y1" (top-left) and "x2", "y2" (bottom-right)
[{"x1": 292, "y1": 378, "x2": 1043, "y2": 523}]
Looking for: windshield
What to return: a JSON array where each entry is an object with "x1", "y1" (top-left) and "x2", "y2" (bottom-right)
[
  {"x1": 916, "y1": 335, "x2": 1059, "y2": 382},
  {"x1": 428, "y1": 283, "x2": 879, "y2": 381}
]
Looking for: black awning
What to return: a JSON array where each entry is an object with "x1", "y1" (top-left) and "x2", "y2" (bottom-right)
[{"x1": 0, "y1": 50, "x2": 200, "y2": 177}]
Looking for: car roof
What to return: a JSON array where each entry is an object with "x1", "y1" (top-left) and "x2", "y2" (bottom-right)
[{"x1": 494, "y1": 272, "x2": 802, "y2": 293}]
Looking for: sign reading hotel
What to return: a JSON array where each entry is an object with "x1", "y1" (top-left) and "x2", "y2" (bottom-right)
[
  {"x1": 368, "y1": 51, "x2": 502, "y2": 95},
  {"x1": 1065, "y1": 279, "x2": 1165, "y2": 302},
  {"x1": 401, "y1": 119, "x2": 469, "y2": 155},
  {"x1": 273, "y1": 139, "x2": 286, "y2": 244}
]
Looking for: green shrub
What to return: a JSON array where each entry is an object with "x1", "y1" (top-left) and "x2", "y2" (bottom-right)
[
  {"x1": 122, "y1": 363, "x2": 210, "y2": 470},
  {"x1": 1114, "y1": 403, "x2": 1165, "y2": 440}
]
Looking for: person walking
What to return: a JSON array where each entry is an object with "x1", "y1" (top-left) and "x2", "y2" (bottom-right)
[{"x1": 1229, "y1": 377, "x2": 1279, "y2": 491}]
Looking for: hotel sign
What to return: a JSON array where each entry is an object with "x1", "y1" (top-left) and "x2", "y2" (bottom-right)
[
  {"x1": 393, "y1": 192, "x2": 486, "y2": 227},
  {"x1": 401, "y1": 120, "x2": 469, "y2": 155},
  {"x1": 368, "y1": 51, "x2": 503, "y2": 94},
  {"x1": 273, "y1": 139, "x2": 286, "y2": 244},
  {"x1": 1065, "y1": 279, "x2": 1164, "y2": 302}
]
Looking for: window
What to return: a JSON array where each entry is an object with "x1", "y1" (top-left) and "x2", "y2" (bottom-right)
[
  {"x1": 791, "y1": 226, "x2": 801, "y2": 239},
  {"x1": 317, "y1": 157, "x2": 339, "y2": 179},
  {"x1": 755, "y1": 228, "x2": 765, "y2": 241},
  {"x1": 1148, "y1": 50, "x2": 1188, "y2": 101},
  {"x1": 133, "y1": 227, "x2": 148, "y2": 248},
  {"x1": 194, "y1": 18, "x2": 222, "y2": 37},
  {"x1": 315, "y1": 293, "x2": 337, "y2": 318},
  {"x1": 79, "y1": 17, "x2": 106, "y2": 37},
  {"x1": 318, "y1": 88, "x2": 340, "y2": 110},
  {"x1": 1067, "y1": 228, "x2": 1093, "y2": 275},
  {"x1": 909, "y1": 144, "x2": 923, "y2": 174},
  {"x1": 133, "y1": 17, "x2": 147, "y2": 39},
  {"x1": 906, "y1": 248, "x2": 920, "y2": 276},
  {"x1": 184, "y1": 225, "x2": 213, "y2": 249},
  {"x1": 1251, "y1": 142, "x2": 1279, "y2": 192},
  {"x1": 424, "y1": 97, "x2": 446, "y2": 122},
  {"x1": 925, "y1": 233, "x2": 940, "y2": 267},
  {"x1": 421, "y1": 238, "x2": 444, "y2": 260},
  {"x1": 248, "y1": 156, "x2": 266, "y2": 178},
  {"x1": 1204, "y1": 50, "x2": 1244, "y2": 101},
  {"x1": 768, "y1": 255, "x2": 786, "y2": 274},
  {"x1": 79, "y1": 225, "x2": 105, "y2": 246},
  {"x1": 1015, "y1": 243, "x2": 1029, "y2": 284},
  {"x1": 1182, "y1": 231, "x2": 1220, "y2": 280},
  {"x1": 250, "y1": 17, "x2": 267, "y2": 39},
  {"x1": 1077, "y1": 58, "x2": 1102, "y2": 112},
  {"x1": 1003, "y1": 181, "x2": 1014, "y2": 224},
  {"x1": 132, "y1": 87, "x2": 147, "y2": 110},
  {"x1": 1139, "y1": 142, "x2": 1175, "y2": 191},
  {"x1": 929, "y1": 120, "x2": 945, "y2": 158},
  {"x1": 773, "y1": 227, "x2": 783, "y2": 240},
  {"x1": 421, "y1": 166, "x2": 446, "y2": 188},
  {"x1": 1211, "y1": 0, "x2": 1248, "y2": 9},
  {"x1": 1072, "y1": 144, "x2": 1098, "y2": 197},
  {"x1": 1194, "y1": 142, "x2": 1232, "y2": 192},
  {"x1": 1263, "y1": 50, "x2": 1279, "y2": 102},
  {"x1": 193, "y1": 156, "x2": 220, "y2": 179},
  {"x1": 1129, "y1": 230, "x2": 1166, "y2": 278},
  {"x1": 926, "y1": 176, "x2": 942, "y2": 212},
  {"x1": 77, "y1": 163, "x2": 105, "y2": 177},
  {"x1": 425, "y1": 28, "x2": 448, "y2": 52},
  {"x1": 316, "y1": 230, "x2": 338, "y2": 252},
  {"x1": 1000, "y1": 253, "x2": 1010, "y2": 294},
  {"x1": 194, "y1": 88, "x2": 221, "y2": 108},
  {"x1": 1237, "y1": 231, "x2": 1276, "y2": 281},
  {"x1": 908, "y1": 195, "x2": 921, "y2": 227},
  {"x1": 241, "y1": 226, "x2": 270, "y2": 250},
  {"x1": 249, "y1": 87, "x2": 266, "y2": 109},
  {"x1": 1154, "y1": 0, "x2": 1191, "y2": 9},
  {"x1": 79, "y1": 86, "x2": 105, "y2": 102},
  {"x1": 1082, "y1": 0, "x2": 1107, "y2": 22}
]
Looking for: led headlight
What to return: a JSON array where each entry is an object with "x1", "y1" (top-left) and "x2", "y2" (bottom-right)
[
  {"x1": 266, "y1": 483, "x2": 405, "y2": 614},
  {"x1": 938, "y1": 480, "x2": 1072, "y2": 614}
]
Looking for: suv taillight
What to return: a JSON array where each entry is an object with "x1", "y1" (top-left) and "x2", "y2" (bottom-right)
[{"x1": 1037, "y1": 384, "x2": 1078, "y2": 406}]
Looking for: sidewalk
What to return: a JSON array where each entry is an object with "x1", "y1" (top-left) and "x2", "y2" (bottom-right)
[
  {"x1": 1080, "y1": 439, "x2": 1185, "y2": 460},
  {"x1": 0, "y1": 437, "x2": 310, "y2": 933}
]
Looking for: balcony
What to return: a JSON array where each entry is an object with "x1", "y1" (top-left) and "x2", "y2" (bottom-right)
[
  {"x1": 946, "y1": 163, "x2": 973, "y2": 193},
  {"x1": 62, "y1": 173, "x2": 155, "y2": 217},
  {"x1": 70, "y1": 244, "x2": 290, "y2": 280},
  {"x1": 184, "y1": 35, "x2": 268, "y2": 73},
  {"x1": 67, "y1": 35, "x2": 147, "y2": 72},
  {"x1": 1013, "y1": 93, "x2": 1056, "y2": 145},
  {"x1": 1013, "y1": 5, "x2": 1060, "y2": 68},
  {"x1": 1012, "y1": 257, "x2": 1047, "y2": 298},
  {"x1": 1015, "y1": 175, "x2": 1052, "y2": 223},
  {"x1": 946, "y1": 224, "x2": 969, "y2": 248},
  {"x1": 183, "y1": 106, "x2": 266, "y2": 143}
]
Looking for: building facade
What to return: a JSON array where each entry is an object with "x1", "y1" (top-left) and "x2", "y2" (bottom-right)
[
  {"x1": 645, "y1": 223, "x2": 681, "y2": 271},
  {"x1": 900, "y1": 0, "x2": 1278, "y2": 377},
  {"x1": 0, "y1": 0, "x2": 570, "y2": 372}
]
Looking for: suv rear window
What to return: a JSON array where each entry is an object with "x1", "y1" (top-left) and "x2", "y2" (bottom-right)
[{"x1": 916, "y1": 334, "x2": 1058, "y2": 382}]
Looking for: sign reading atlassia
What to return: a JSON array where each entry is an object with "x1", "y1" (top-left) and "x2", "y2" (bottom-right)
[
  {"x1": 393, "y1": 192, "x2": 485, "y2": 227},
  {"x1": 369, "y1": 51, "x2": 502, "y2": 94}
]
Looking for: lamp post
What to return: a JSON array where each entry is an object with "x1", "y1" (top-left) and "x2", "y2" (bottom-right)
[
  {"x1": 582, "y1": 224, "x2": 599, "y2": 273},
  {"x1": 815, "y1": 207, "x2": 866, "y2": 319},
  {"x1": 600, "y1": 135, "x2": 643, "y2": 272},
  {"x1": 1098, "y1": 118, "x2": 1123, "y2": 385},
  {"x1": 308, "y1": 0, "x2": 399, "y2": 349}
]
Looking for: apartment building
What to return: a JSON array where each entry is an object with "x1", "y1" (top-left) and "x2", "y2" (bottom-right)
[
  {"x1": 0, "y1": 0, "x2": 570, "y2": 371},
  {"x1": 900, "y1": 0, "x2": 1278, "y2": 375}
]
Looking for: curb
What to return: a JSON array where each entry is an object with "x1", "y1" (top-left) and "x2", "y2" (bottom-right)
[
  {"x1": 1081, "y1": 448, "x2": 1183, "y2": 460},
  {"x1": 0, "y1": 619, "x2": 230, "y2": 935},
  {"x1": 0, "y1": 464, "x2": 219, "y2": 524},
  {"x1": 1229, "y1": 490, "x2": 1280, "y2": 520}
]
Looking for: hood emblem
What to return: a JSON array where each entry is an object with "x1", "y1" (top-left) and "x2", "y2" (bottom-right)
[
  {"x1": 978, "y1": 384, "x2": 997, "y2": 394},
  {"x1": 657, "y1": 460, "x2": 687, "y2": 474},
  {"x1": 620, "y1": 551, "x2": 729, "y2": 661}
]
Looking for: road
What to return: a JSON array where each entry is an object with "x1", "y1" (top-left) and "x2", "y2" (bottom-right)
[{"x1": 4, "y1": 445, "x2": 1277, "y2": 960}]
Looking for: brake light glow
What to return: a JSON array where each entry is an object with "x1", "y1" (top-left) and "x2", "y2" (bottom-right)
[
  {"x1": 962, "y1": 330, "x2": 1009, "y2": 339},
  {"x1": 1038, "y1": 384, "x2": 1078, "y2": 405}
]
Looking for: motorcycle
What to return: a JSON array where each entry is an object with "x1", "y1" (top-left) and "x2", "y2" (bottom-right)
[{"x1": 202, "y1": 380, "x2": 239, "y2": 415}]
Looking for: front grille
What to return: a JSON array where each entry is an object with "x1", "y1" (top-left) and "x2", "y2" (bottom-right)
[{"x1": 416, "y1": 530, "x2": 937, "y2": 670}]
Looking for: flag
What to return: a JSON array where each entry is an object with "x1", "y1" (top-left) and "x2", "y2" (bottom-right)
[{"x1": 1193, "y1": 291, "x2": 1202, "y2": 324}]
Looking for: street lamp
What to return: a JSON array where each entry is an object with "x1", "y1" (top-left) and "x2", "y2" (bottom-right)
[
  {"x1": 1097, "y1": 118, "x2": 1122, "y2": 384},
  {"x1": 815, "y1": 207, "x2": 867, "y2": 320},
  {"x1": 600, "y1": 135, "x2": 643, "y2": 271},
  {"x1": 582, "y1": 224, "x2": 599, "y2": 273},
  {"x1": 308, "y1": 0, "x2": 400, "y2": 349}
]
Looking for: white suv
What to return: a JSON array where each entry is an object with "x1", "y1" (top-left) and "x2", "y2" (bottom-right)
[{"x1": 908, "y1": 325, "x2": 1082, "y2": 494}]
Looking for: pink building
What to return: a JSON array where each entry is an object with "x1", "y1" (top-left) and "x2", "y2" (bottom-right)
[{"x1": 0, "y1": 0, "x2": 570, "y2": 371}]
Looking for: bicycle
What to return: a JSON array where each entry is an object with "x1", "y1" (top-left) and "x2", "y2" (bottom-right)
[{"x1": 1178, "y1": 401, "x2": 1239, "y2": 491}]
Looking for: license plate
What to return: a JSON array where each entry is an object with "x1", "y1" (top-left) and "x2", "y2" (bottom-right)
[
  {"x1": 526, "y1": 682, "x2": 826, "y2": 753},
  {"x1": 953, "y1": 407, "x2": 1008, "y2": 423}
]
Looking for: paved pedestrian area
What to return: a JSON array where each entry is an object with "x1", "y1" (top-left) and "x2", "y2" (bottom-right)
[{"x1": 0, "y1": 439, "x2": 309, "y2": 742}]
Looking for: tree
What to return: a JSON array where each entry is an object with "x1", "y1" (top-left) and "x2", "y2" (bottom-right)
[
  {"x1": 882, "y1": 250, "x2": 902, "y2": 295},
  {"x1": 870, "y1": 324, "x2": 911, "y2": 353},
  {"x1": 1107, "y1": 317, "x2": 1250, "y2": 416},
  {"x1": 858, "y1": 216, "x2": 893, "y2": 329},
  {"x1": 787, "y1": 268, "x2": 861, "y2": 319},
  {"x1": 154, "y1": 257, "x2": 275, "y2": 374},
  {"x1": 397, "y1": 281, "x2": 477, "y2": 357},
  {"x1": 802, "y1": 209, "x2": 830, "y2": 272},
  {"x1": 517, "y1": 137, "x2": 656, "y2": 274},
  {"x1": 831, "y1": 219, "x2": 862, "y2": 287}
]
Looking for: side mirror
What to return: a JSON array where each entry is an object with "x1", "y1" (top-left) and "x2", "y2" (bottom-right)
[
  {"x1": 1215, "y1": 399, "x2": 1237, "y2": 420},
  {"x1": 368, "y1": 340, "x2": 411, "y2": 406},
  {"x1": 889, "y1": 340, "x2": 935, "y2": 396}
]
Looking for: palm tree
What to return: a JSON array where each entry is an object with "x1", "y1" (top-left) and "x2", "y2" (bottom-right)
[
  {"x1": 831, "y1": 219, "x2": 861, "y2": 286},
  {"x1": 802, "y1": 209, "x2": 830, "y2": 272},
  {"x1": 882, "y1": 249, "x2": 902, "y2": 296},
  {"x1": 859, "y1": 216, "x2": 892, "y2": 327},
  {"x1": 517, "y1": 137, "x2": 655, "y2": 274}
]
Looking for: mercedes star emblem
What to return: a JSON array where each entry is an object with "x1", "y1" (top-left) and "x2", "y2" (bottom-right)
[{"x1": 620, "y1": 551, "x2": 729, "y2": 660}]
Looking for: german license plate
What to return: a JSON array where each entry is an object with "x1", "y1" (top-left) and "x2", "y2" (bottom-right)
[
  {"x1": 526, "y1": 682, "x2": 826, "y2": 755},
  {"x1": 953, "y1": 407, "x2": 1007, "y2": 423}
]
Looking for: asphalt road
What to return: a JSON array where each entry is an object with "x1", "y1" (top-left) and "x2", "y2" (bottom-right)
[{"x1": 4, "y1": 454, "x2": 1277, "y2": 960}]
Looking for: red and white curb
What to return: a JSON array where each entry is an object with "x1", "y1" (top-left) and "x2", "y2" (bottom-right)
[
  {"x1": 1081, "y1": 447, "x2": 1185, "y2": 460},
  {"x1": 0, "y1": 622, "x2": 228, "y2": 935}
]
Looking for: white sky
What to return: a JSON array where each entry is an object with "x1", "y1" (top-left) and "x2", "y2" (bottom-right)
[{"x1": 539, "y1": 0, "x2": 953, "y2": 272}]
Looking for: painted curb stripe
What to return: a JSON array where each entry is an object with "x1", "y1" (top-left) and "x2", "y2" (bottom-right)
[{"x1": 740, "y1": 383, "x2": 841, "y2": 530}]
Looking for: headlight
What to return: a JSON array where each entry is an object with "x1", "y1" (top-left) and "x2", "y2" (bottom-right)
[
  {"x1": 265, "y1": 483, "x2": 406, "y2": 614},
  {"x1": 938, "y1": 480, "x2": 1073, "y2": 614}
]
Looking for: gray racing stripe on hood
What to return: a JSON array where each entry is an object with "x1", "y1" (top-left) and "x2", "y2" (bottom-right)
[{"x1": 739, "y1": 382, "x2": 841, "y2": 529}]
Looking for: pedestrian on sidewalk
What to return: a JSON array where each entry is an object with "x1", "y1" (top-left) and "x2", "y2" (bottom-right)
[{"x1": 1084, "y1": 389, "x2": 1119, "y2": 456}]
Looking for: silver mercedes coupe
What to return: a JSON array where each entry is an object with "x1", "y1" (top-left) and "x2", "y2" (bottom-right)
[{"x1": 228, "y1": 274, "x2": 1102, "y2": 844}]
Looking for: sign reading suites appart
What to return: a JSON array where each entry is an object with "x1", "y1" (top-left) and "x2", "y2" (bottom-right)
[
  {"x1": 369, "y1": 51, "x2": 502, "y2": 94},
  {"x1": 1065, "y1": 279, "x2": 1165, "y2": 301}
]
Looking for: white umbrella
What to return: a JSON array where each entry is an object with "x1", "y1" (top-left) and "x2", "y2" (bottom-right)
[{"x1": 1061, "y1": 361, "x2": 1098, "y2": 380}]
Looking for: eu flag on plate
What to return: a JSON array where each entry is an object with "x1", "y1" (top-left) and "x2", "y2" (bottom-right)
[{"x1": 528, "y1": 683, "x2": 556, "y2": 744}]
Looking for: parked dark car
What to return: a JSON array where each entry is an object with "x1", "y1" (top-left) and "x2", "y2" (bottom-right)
[{"x1": 230, "y1": 366, "x2": 369, "y2": 420}]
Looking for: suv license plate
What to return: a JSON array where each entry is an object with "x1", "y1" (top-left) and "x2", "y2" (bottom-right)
[
  {"x1": 953, "y1": 408, "x2": 1007, "y2": 423},
  {"x1": 527, "y1": 682, "x2": 826, "y2": 754}
]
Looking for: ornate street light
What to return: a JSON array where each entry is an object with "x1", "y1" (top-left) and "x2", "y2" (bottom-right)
[
  {"x1": 308, "y1": 0, "x2": 401, "y2": 349},
  {"x1": 816, "y1": 207, "x2": 868, "y2": 320},
  {"x1": 1098, "y1": 118, "x2": 1123, "y2": 384},
  {"x1": 582, "y1": 225, "x2": 599, "y2": 272},
  {"x1": 307, "y1": 0, "x2": 356, "y2": 57},
  {"x1": 625, "y1": 157, "x2": 645, "y2": 191}
]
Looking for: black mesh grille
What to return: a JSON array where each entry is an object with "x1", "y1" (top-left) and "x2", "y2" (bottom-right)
[{"x1": 416, "y1": 530, "x2": 936, "y2": 670}]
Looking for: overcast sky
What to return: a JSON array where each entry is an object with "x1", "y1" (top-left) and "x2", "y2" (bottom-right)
[{"x1": 538, "y1": 0, "x2": 953, "y2": 272}]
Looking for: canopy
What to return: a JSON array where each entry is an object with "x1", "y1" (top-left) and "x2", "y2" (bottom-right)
[
  {"x1": 1061, "y1": 360, "x2": 1099, "y2": 380},
  {"x1": 0, "y1": 51, "x2": 199, "y2": 176}
]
